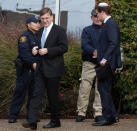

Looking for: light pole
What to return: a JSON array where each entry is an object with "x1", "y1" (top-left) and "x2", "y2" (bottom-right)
[
  {"x1": 42, "y1": 0, "x2": 46, "y2": 8},
  {"x1": 55, "y1": 0, "x2": 60, "y2": 25}
]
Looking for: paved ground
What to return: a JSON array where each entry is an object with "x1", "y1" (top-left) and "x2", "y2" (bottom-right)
[{"x1": 0, "y1": 119, "x2": 137, "y2": 131}]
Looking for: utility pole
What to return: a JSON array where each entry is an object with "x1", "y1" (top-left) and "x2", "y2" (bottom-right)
[
  {"x1": 55, "y1": 0, "x2": 60, "y2": 25},
  {"x1": 42, "y1": 0, "x2": 46, "y2": 8}
]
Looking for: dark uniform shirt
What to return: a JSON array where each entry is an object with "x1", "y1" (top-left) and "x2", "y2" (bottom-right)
[{"x1": 18, "y1": 30, "x2": 40, "y2": 69}]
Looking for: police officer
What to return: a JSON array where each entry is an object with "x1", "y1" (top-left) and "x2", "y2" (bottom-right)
[{"x1": 8, "y1": 16, "x2": 40, "y2": 123}]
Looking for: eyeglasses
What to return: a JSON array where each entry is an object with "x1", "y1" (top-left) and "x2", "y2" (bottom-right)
[
  {"x1": 40, "y1": 17, "x2": 51, "y2": 21},
  {"x1": 93, "y1": 15, "x2": 97, "y2": 17}
]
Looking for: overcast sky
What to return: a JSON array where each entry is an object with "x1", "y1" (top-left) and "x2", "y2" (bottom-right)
[{"x1": 0, "y1": 0, "x2": 95, "y2": 31}]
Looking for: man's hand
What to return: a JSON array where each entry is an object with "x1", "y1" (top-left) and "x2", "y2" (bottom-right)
[
  {"x1": 33, "y1": 63, "x2": 37, "y2": 71},
  {"x1": 32, "y1": 46, "x2": 39, "y2": 55},
  {"x1": 39, "y1": 48, "x2": 48, "y2": 56},
  {"x1": 100, "y1": 59, "x2": 107, "y2": 66},
  {"x1": 93, "y1": 49, "x2": 97, "y2": 58}
]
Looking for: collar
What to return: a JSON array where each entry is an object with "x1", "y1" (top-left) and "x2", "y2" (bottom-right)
[
  {"x1": 27, "y1": 29, "x2": 36, "y2": 35},
  {"x1": 92, "y1": 23, "x2": 101, "y2": 28},
  {"x1": 44, "y1": 22, "x2": 53, "y2": 31},
  {"x1": 104, "y1": 16, "x2": 111, "y2": 23}
]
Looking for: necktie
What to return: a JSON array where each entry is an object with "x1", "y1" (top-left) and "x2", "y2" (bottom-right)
[
  {"x1": 41, "y1": 28, "x2": 47, "y2": 48},
  {"x1": 100, "y1": 23, "x2": 104, "y2": 32}
]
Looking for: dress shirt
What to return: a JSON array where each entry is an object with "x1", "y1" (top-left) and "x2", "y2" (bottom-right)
[
  {"x1": 41, "y1": 22, "x2": 53, "y2": 48},
  {"x1": 104, "y1": 16, "x2": 111, "y2": 23},
  {"x1": 45, "y1": 22, "x2": 53, "y2": 40}
]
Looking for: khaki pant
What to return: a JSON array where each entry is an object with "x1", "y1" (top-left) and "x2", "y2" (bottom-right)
[{"x1": 77, "y1": 61, "x2": 102, "y2": 117}]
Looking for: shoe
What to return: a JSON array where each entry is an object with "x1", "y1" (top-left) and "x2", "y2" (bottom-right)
[
  {"x1": 26, "y1": 118, "x2": 40, "y2": 122},
  {"x1": 92, "y1": 119, "x2": 114, "y2": 126},
  {"x1": 43, "y1": 120, "x2": 61, "y2": 128},
  {"x1": 8, "y1": 119, "x2": 17, "y2": 123},
  {"x1": 94, "y1": 116, "x2": 103, "y2": 122},
  {"x1": 112, "y1": 117, "x2": 119, "y2": 123},
  {"x1": 22, "y1": 121, "x2": 37, "y2": 130},
  {"x1": 76, "y1": 115, "x2": 85, "y2": 122}
]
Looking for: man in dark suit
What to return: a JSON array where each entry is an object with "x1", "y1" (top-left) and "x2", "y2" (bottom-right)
[
  {"x1": 92, "y1": 2, "x2": 122, "y2": 126},
  {"x1": 22, "y1": 8, "x2": 68, "y2": 130}
]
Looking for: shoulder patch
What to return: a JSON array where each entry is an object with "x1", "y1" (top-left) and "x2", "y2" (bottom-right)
[{"x1": 20, "y1": 36, "x2": 27, "y2": 43}]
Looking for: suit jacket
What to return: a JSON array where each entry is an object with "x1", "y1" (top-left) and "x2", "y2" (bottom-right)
[
  {"x1": 97, "y1": 17, "x2": 122, "y2": 69},
  {"x1": 37, "y1": 24, "x2": 68, "y2": 78}
]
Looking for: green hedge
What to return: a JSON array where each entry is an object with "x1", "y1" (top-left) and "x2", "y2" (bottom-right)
[{"x1": 0, "y1": 36, "x2": 137, "y2": 115}]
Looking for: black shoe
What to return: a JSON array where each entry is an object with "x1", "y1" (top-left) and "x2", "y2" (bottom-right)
[
  {"x1": 8, "y1": 119, "x2": 17, "y2": 123},
  {"x1": 94, "y1": 116, "x2": 103, "y2": 122},
  {"x1": 76, "y1": 115, "x2": 85, "y2": 122},
  {"x1": 92, "y1": 119, "x2": 114, "y2": 126},
  {"x1": 22, "y1": 121, "x2": 37, "y2": 130},
  {"x1": 112, "y1": 117, "x2": 119, "y2": 123},
  {"x1": 26, "y1": 118, "x2": 40, "y2": 122},
  {"x1": 43, "y1": 120, "x2": 61, "y2": 128}
]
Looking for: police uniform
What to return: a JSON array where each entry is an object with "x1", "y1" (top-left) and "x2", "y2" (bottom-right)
[{"x1": 8, "y1": 17, "x2": 40, "y2": 123}]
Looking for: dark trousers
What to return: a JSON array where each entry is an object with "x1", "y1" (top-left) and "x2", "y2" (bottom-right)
[
  {"x1": 9, "y1": 69, "x2": 34, "y2": 120},
  {"x1": 28, "y1": 70, "x2": 60, "y2": 123},
  {"x1": 97, "y1": 75, "x2": 117, "y2": 120}
]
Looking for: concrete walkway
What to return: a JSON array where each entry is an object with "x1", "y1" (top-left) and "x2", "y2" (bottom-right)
[{"x1": 0, "y1": 119, "x2": 137, "y2": 131}]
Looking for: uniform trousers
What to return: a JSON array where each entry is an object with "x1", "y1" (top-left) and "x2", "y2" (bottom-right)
[
  {"x1": 77, "y1": 61, "x2": 102, "y2": 117},
  {"x1": 9, "y1": 69, "x2": 34, "y2": 120}
]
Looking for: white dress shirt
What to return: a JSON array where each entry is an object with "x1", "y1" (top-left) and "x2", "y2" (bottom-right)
[
  {"x1": 104, "y1": 16, "x2": 111, "y2": 23},
  {"x1": 43, "y1": 22, "x2": 53, "y2": 42}
]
